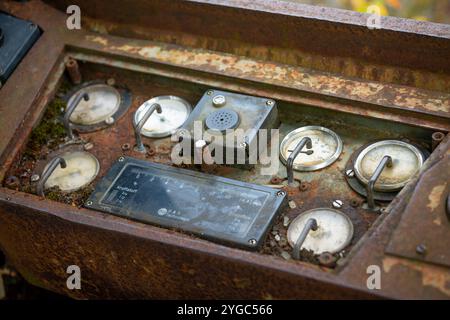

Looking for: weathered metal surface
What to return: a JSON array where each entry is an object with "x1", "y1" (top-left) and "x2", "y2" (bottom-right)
[
  {"x1": 0, "y1": 0, "x2": 449, "y2": 300},
  {"x1": 45, "y1": 0, "x2": 450, "y2": 93},
  {"x1": 339, "y1": 136, "x2": 450, "y2": 299},
  {"x1": 0, "y1": 188, "x2": 378, "y2": 299},
  {"x1": 386, "y1": 143, "x2": 450, "y2": 268}
]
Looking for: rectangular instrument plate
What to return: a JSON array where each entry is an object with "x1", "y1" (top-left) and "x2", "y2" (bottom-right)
[{"x1": 86, "y1": 157, "x2": 287, "y2": 250}]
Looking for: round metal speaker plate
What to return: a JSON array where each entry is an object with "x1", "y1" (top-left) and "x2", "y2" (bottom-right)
[
  {"x1": 354, "y1": 140, "x2": 424, "y2": 192},
  {"x1": 280, "y1": 126, "x2": 343, "y2": 171},
  {"x1": 205, "y1": 108, "x2": 239, "y2": 133},
  {"x1": 65, "y1": 81, "x2": 132, "y2": 132},
  {"x1": 287, "y1": 208, "x2": 353, "y2": 254},
  {"x1": 44, "y1": 151, "x2": 100, "y2": 192},
  {"x1": 135, "y1": 96, "x2": 192, "y2": 138}
]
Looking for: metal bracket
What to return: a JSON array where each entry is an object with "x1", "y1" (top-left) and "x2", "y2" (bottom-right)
[
  {"x1": 36, "y1": 157, "x2": 67, "y2": 197},
  {"x1": 133, "y1": 103, "x2": 162, "y2": 153},
  {"x1": 286, "y1": 137, "x2": 313, "y2": 186},
  {"x1": 293, "y1": 218, "x2": 318, "y2": 260},
  {"x1": 63, "y1": 91, "x2": 89, "y2": 140},
  {"x1": 366, "y1": 155, "x2": 393, "y2": 210}
]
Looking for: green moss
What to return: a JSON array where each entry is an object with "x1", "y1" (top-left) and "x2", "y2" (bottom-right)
[{"x1": 24, "y1": 97, "x2": 67, "y2": 159}]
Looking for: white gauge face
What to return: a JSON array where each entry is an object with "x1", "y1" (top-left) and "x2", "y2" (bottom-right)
[
  {"x1": 68, "y1": 84, "x2": 121, "y2": 125},
  {"x1": 135, "y1": 96, "x2": 191, "y2": 138},
  {"x1": 44, "y1": 151, "x2": 99, "y2": 192},
  {"x1": 287, "y1": 209, "x2": 354, "y2": 254},
  {"x1": 354, "y1": 140, "x2": 423, "y2": 191},
  {"x1": 280, "y1": 126, "x2": 343, "y2": 171}
]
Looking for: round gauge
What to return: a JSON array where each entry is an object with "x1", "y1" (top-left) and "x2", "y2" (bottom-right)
[
  {"x1": 287, "y1": 208, "x2": 354, "y2": 254},
  {"x1": 68, "y1": 84, "x2": 121, "y2": 125},
  {"x1": 44, "y1": 151, "x2": 99, "y2": 192},
  {"x1": 354, "y1": 140, "x2": 424, "y2": 192},
  {"x1": 134, "y1": 96, "x2": 192, "y2": 138},
  {"x1": 280, "y1": 126, "x2": 343, "y2": 171}
]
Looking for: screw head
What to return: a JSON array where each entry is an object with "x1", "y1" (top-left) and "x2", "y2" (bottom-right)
[
  {"x1": 83, "y1": 142, "x2": 94, "y2": 151},
  {"x1": 332, "y1": 199, "x2": 343, "y2": 209},
  {"x1": 248, "y1": 239, "x2": 257, "y2": 246},
  {"x1": 86, "y1": 200, "x2": 93, "y2": 206},
  {"x1": 276, "y1": 190, "x2": 286, "y2": 197},
  {"x1": 206, "y1": 90, "x2": 214, "y2": 95},
  {"x1": 30, "y1": 174, "x2": 40, "y2": 182},
  {"x1": 212, "y1": 95, "x2": 226, "y2": 107},
  {"x1": 266, "y1": 100, "x2": 274, "y2": 106},
  {"x1": 118, "y1": 156, "x2": 125, "y2": 162},
  {"x1": 346, "y1": 169, "x2": 355, "y2": 177}
]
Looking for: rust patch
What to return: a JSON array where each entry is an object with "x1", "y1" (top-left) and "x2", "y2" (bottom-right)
[
  {"x1": 80, "y1": 37, "x2": 450, "y2": 119},
  {"x1": 427, "y1": 183, "x2": 447, "y2": 212},
  {"x1": 383, "y1": 257, "x2": 450, "y2": 297}
]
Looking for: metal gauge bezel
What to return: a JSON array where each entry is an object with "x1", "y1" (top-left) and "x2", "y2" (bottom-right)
[
  {"x1": 134, "y1": 95, "x2": 192, "y2": 138},
  {"x1": 354, "y1": 140, "x2": 424, "y2": 192},
  {"x1": 33, "y1": 145, "x2": 100, "y2": 193},
  {"x1": 280, "y1": 126, "x2": 343, "y2": 171},
  {"x1": 287, "y1": 208, "x2": 354, "y2": 254},
  {"x1": 64, "y1": 80, "x2": 132, "y2": 133}
]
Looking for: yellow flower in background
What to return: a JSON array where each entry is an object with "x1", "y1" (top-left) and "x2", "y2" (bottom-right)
[{"x1": 350, "y1": 0, "x2": 388, "y2": 16}]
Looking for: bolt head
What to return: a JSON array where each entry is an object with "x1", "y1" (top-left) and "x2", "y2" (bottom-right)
[
  {"x1": 30, "y1": 174, "x2": 40, "y2": 182},
  {"x1": 248, "y1": 239, "x2": 257, "y2": 245},
  {"x1": 332, "y1": 199, "x2": 343, "y2": 208},
  {"x1": 266, "y1": 100, "x2": 274, "y2": 106}
]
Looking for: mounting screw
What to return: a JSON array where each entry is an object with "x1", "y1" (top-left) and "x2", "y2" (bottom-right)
[
  {"x1": 346, "y1": 169, "x2": 355, "y2": 178},
  {"x1": 266, "y1": 100, "x2": 274, "y2": 106},
  {"x1": 207, "y1": 90, "x2": 214, "y2": 95},
  {"x1": 248, "y1": 239, "x2": 257, "y2": 246},
  {"x1": 118, "y1": 156, "x2": 125, "y2": 162},
  {"x1": 276, "y1": 190, "x2": 286, "y2": 197},
  {"x1": 83, "y1": 142, "x2": 94, "y2": 151},
  {"x1": 86, "y1": 200, "x2": 93, "y2": 206},
  {"x1": 30, "y1": 174, "x2": 40, "y2": 182},
  {"x1": 212, "y1": 95, "x2": 226, "y2": 107},
  {"x1": 332, "y1": 199, "x2": 343, "y2": 209},
  {"x1": 416, "y1": 244, "x2": 427, "y2": 255}
]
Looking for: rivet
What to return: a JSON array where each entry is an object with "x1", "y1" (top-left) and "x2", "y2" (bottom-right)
[{"x1": 416, "y1": 244, "x2": 427, "y2": 255}]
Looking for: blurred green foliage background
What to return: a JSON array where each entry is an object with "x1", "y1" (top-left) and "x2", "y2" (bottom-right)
[{"x1": 281, "y1": 0, "x2": 450, "y2": 24}]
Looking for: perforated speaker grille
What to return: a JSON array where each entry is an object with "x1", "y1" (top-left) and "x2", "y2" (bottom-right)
[{"x1": 205, "y1": 109, "x2": 239, "y2": 132}]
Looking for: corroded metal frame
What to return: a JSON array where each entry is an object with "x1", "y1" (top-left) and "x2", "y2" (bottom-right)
[{"x1": 0, "y1": 0, "x2": 448, "y2": 299}]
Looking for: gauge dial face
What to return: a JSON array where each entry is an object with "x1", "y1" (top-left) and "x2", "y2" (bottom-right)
[
  {"x1": 135, "y1": 96, "x2": 192, "y2": 138},
  {"x1": 354, "y1": 140, "x2": 423, "y2": 191},
  {"x1": 280, "y1": 126, "x2": 343, "y2": 171},
  {"x1": 287, "y1": 208, "x2": 353, "y2": 254},
  {"x1": 68, "y1": 84, "x2": 121, "y2": 125},
  {"x1": 44, "y1": 151, "x2": 100, "y2": 192}
]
